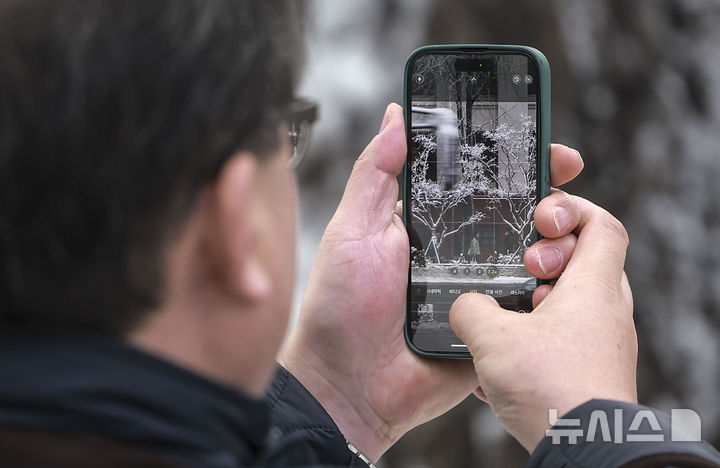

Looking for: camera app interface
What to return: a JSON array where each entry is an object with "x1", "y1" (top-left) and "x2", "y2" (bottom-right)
[{"x1": 407, "y1": 51, "x2": 539, "y2": 353}]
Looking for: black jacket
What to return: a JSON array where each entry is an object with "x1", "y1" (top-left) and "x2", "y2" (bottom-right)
[{"x1": 0, "y1": 332, "x2": 717, "y2": 467}]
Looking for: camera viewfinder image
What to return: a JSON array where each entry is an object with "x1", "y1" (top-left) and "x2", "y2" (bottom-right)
[{"x1": 407, "y1": 52, "x2": 539, "y2": 353}]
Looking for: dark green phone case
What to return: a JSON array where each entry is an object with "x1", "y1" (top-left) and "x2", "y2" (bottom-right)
[{"x1": 402, "y1": 44, "x2": 551, "y2": 359}]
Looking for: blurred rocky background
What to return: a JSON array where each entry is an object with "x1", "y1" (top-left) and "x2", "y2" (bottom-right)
[{"x1": 294, "y1": 0, "x2": 720, "y2": 466}]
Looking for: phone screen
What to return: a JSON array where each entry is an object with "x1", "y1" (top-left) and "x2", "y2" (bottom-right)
[{"x1": 406, "y1": 50, "x2": 541, "y2": 355}]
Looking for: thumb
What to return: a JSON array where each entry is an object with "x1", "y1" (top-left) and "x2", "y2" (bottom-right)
[
  {"x1": 332, "y1": 103, "x2": 406, "y2": 231},
  {"x1": 449, "y1": 293, "x2": 515, "y2": 358}
]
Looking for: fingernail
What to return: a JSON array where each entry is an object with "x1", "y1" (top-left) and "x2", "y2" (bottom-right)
[
  {"x1": 535, "y1": 246, "x2": 563, "y2": 275},
  {"x1": 379, "y1": 105, "x2": 392, "y2": 133},
  {"x1": 552, "y1": 206, "x2": 571, "y2": 232}
]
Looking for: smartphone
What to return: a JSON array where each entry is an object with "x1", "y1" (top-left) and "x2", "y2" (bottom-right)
[{"x1": 403, "y1": 45, "x2": 551, "y2": 359}]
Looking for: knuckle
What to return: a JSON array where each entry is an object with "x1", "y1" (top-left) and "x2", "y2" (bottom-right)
[{"x1": 599, "y1": 210, "x2": 629, "y2": 246}]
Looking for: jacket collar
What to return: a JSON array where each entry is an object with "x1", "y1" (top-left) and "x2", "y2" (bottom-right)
[{"x1": 0, "y1": 331, "x2": 270, "y2": 467}]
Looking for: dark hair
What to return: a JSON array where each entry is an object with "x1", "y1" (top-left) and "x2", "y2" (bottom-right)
[{"x1": 0, "y1": 0, "x2": 303, "y2": 334}]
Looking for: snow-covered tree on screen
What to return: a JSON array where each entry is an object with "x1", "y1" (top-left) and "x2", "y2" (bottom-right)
[
  {"x1": 484, "y1": 114, "x2": 537, "y2": 262},
  {"x1": 411, "y1": 114, "x2": 537, "y2": 265},
  {"x1": 410, "y1": 133, "x2": 486, "y2": 263}
]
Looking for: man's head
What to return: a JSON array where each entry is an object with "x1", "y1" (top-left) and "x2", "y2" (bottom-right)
[{"x1": 0, "y1": 0, "x2": 303, "y2": 392}]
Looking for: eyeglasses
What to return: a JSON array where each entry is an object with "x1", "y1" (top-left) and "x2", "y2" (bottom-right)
[{"x1": 287, "y1": 98, "x2": 318, "y2": 169}]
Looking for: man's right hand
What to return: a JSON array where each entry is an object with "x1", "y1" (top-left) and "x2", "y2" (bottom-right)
[{"x1": 449, "y1": 195, "x2": 637, "y2": 453}]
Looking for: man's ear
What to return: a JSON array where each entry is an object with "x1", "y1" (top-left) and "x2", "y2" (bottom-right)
[{"x1": 209, "y1": 153, "x2": 271, "y2": 303}]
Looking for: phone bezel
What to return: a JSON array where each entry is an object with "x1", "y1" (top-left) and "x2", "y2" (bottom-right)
[{"x1": 402, "y1": 44, "x2": 552, "y2": 359}]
